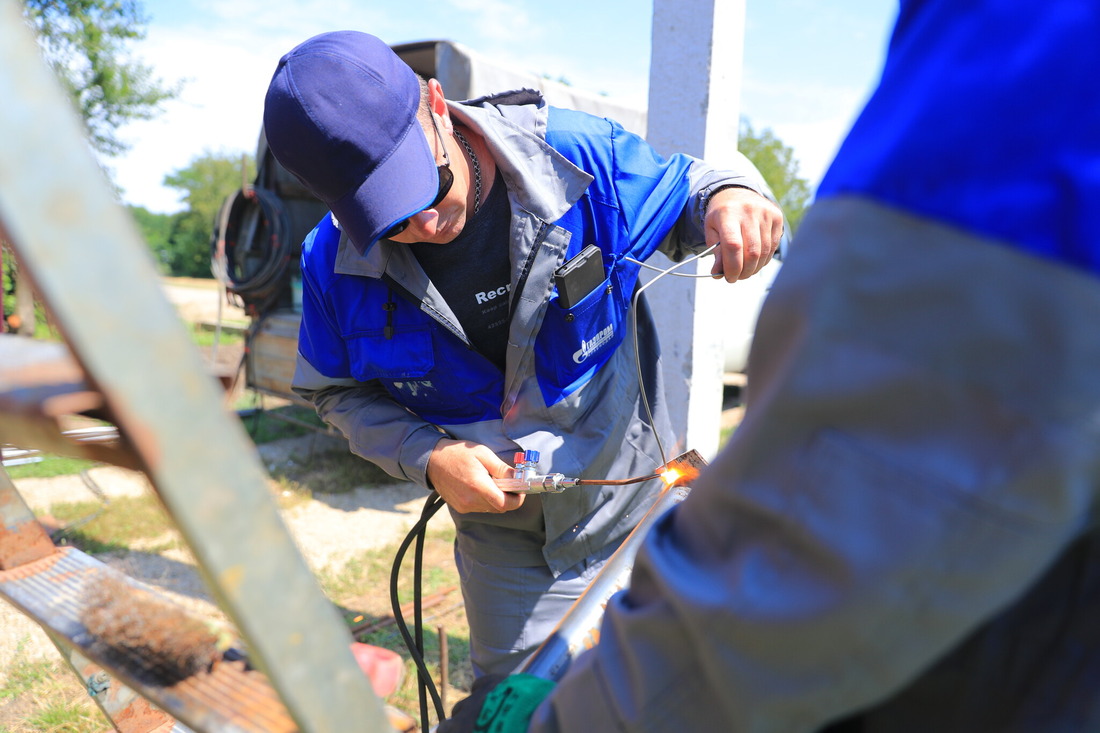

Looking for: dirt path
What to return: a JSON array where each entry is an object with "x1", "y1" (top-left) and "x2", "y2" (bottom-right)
[{"x1": 160, "y1": 277, "x2": 247, "y2": 325}]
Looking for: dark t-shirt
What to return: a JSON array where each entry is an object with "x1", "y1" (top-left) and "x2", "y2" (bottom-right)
[{"x1": 410, "y1": 172, "x2": 511, "y2": 370}]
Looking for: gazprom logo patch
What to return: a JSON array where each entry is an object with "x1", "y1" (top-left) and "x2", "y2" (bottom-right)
[{"x1": 573, "y1": 323, "x2": 615, "y2": 364}]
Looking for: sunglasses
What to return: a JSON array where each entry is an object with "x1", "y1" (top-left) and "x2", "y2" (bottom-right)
[{"x1": 381, "y1": 113, "x2": 453, "y2": 240}]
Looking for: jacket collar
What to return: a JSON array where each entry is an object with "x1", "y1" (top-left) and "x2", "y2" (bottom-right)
[{"x1": 448, "y1": 90, "x2": 592, "y2": 222}]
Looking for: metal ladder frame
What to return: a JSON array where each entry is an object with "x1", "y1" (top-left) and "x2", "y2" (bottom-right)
[{"x1": 0, "y1": 2, "x2": 391, "y2": 729}]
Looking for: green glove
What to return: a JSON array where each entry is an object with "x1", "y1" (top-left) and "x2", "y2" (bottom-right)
[
  {"x1": 473, "y1": 674, "x2": 556, "y2": 733},
  {"x1": 440, "y1": 673, "x2": 556, "y2": 733}
]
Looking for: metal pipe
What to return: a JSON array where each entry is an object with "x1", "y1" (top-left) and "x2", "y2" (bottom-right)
[
  {"x1": 516, "y1": 449, "x2": 706, "y2": 681},
  {"x1": 519, "y1": 482, "x2": 690, "y2": 681}
]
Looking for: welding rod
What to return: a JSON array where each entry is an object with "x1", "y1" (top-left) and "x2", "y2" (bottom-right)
[{"x1": 576, "y1": 473, "x2": 660, "y2": 486}]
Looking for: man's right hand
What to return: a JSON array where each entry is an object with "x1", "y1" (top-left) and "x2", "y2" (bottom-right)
[{"x1": 427, "y1": 439, "x2": 525, "y2": 514}]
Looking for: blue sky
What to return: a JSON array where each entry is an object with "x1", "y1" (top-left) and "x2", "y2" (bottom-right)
[{"x1": 109, "y1": 0, "x2": 898, "y2": 213}]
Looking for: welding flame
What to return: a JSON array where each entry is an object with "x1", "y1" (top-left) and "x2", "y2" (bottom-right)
[{"x1": 660, "y1": 467, "x2": 682, "y2": 486}]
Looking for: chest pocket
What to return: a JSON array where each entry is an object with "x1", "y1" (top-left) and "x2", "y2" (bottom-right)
[
  {"x1": 345, "y1": 327, "x2": 454, "y2": 414},
  {"x1": 345, "y1": 322, "x2": 504, "y2": 425},
  {"x1": 345, "y1": 326, "x2": 434, "y2": 381},
  {"x1": 535, "y1": 270, "x2": 626, "y2": 405}
]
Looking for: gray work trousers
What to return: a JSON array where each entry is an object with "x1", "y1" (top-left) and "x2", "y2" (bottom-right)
[{"x1": 455, "y1": 536, "x2": 624, "y2": 677}]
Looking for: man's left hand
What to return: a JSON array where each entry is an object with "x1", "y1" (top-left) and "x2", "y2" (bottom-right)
[{"x1": 705, "y1": 187, "x2": 785, "y2": 282}]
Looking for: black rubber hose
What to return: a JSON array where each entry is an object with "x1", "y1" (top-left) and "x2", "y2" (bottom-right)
[
  {"x1": 414, "y1": 493, "x2": 429, "y2": 727},
  {"x1": 390, "y1": 491, "x2": 447, "y2": 726}
]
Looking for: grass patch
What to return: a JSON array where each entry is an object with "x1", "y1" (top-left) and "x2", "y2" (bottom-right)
[
  {"x1": 0, "y1": 650, "x2": 102, "y2": 732},
  {"x1": 24, "y1": 700, "x2": 102, "y2": 733},
  {"x1": 2, "y1": 455, "x2": 99, "y2": 480},
  {"x1": 0, "y1": 645, "x2": 53, "y2": 702},
  {"x1": 270, "y1": 447, "x2": 396, "y2": 496},
  {"x1": 187, "y1": 321, "x2": 246, "y2": 348},
  {"x1": 320, "y1": 525, "x2": 456, "y2": 605},
  {"x1": 238, "y1": 403, "x2": 329, "y2": 444},
  {"x1": 0, "y1": 513, "x2": 469, "y2": 731},
  {"x1": 49, "y1": 495, "x2": 176, "y2": 553}
]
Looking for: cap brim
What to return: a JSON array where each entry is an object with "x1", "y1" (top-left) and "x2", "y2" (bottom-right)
[{"x1": 330, "y1": 122, "x2": 437, "y2": 254}]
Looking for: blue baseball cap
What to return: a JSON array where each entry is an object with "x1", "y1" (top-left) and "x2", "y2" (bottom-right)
[{"x1": 263, "y1": 31, "x2": 437, "y2": 253}]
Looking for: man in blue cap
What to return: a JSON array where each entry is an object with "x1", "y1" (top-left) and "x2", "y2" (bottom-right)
[{"x1": 262, "y1": 30, "x2": 784, "y2": 678}]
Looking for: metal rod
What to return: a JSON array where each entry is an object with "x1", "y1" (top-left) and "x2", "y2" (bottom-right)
[
  {"x1": 576, "y1": 472, "x2": 661, "y2": 486},
  {"x1": 438, "y1": 625, "x2": 449, "y2": 713}
]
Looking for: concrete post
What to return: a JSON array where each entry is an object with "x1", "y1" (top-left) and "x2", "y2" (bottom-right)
[{"x1": 646, "y1": 0, "x2": 746, "y2": 459}]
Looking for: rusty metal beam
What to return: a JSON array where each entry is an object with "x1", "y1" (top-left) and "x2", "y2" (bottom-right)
[
  {"x1": 1, "y1": 546, "x2": 295, "y2": 732},
  {"x1": 0, "y1": 466, "x2": 57, "y2": 570}
]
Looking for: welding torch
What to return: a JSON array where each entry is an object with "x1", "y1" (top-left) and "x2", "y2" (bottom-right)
[{"x1": 494, "y1": 450, "x2": 661, "y2": 494}]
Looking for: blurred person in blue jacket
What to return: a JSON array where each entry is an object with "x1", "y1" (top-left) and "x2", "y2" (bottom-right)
[
  {"x1": 261, "y1": 31, "x2": 784, "y2": 677},
  {"x1": 441, "y1": 0, "x2": 1100, "y2": 730}
]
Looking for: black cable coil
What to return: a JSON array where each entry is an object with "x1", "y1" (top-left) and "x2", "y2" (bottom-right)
[{"x1": 211, "y1": 185, "x2": 291, "y2": 316}]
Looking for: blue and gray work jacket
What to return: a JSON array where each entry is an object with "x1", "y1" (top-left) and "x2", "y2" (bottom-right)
[{"x1": 292, "y1": 89, "x2": 772, "y2": 574}]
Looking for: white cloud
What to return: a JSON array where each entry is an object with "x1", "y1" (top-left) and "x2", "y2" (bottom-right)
[
  {"x1": 113, "y1": 36, "x2": 272, "y2": 211},
  {"x1": 772, "y1": 114, "x2": 860, "y2": 190},
  {"x1": 447, "y1": 0, "x2": 539, "y2": 44},
  {"x1": 113, "y1": 0, "x2": 397, "y2": 212}
]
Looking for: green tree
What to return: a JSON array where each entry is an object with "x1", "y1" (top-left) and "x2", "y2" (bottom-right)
[
  {"x1": 21, "y1": 0, "x2": 178, "y2": 158},
  {"x1": 1, "y1": 243, "x2": 14, "y2": 328},
  {"x1": 128, "y1": 205, "x2": 174, "y2": 274},
  {"x1": 161, "y1": 151, "x2": 255, "y2": 278},
  {"x1": 739, "y1": 118, "x2": 812, "y2": 234},
  {"x1": 162, "y1": 211, "x2": 213, "y2": 278}
]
